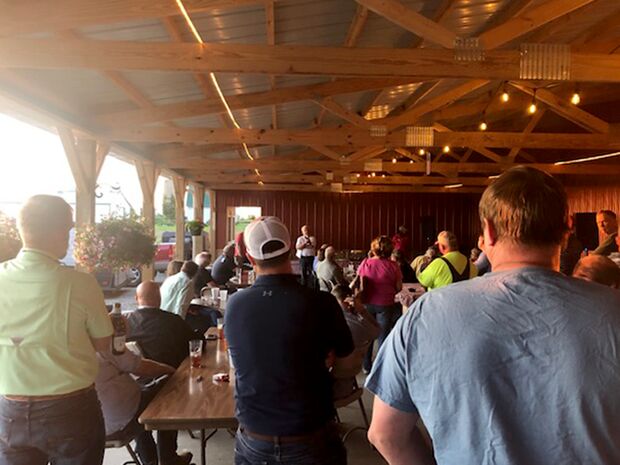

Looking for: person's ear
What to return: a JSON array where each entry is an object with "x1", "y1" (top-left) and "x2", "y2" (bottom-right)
[{"x1": 483, "y1": 218, "x2": 498, "y2": 246}]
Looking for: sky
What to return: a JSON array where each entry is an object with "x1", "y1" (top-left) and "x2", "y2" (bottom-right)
[{"x1": 0, "y1": 113, "x2": 167, "y2": 219}]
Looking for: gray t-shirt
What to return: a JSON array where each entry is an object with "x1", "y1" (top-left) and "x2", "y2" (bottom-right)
[{"x1": 366, "y1": 267, "x2": 620, "y2": 465}]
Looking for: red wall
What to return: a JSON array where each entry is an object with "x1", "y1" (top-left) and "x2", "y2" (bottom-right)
[
  {"x1": 215, "y1": 190, "x2": 482, "y2": 256},
  {"x1": 566, "y1": 182, "x2": 620, "y2": 214}
]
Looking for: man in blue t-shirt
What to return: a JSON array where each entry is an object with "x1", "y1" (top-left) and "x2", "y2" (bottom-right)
[
  {"x1": 225, "y1": 216, "x2": 353, "y2": 465},
  {"x1": 366, "y1": 167, "x2": 620, "y2": 465}
]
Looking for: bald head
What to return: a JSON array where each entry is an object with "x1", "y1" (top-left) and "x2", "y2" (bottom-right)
[
  {"x1": 136, "y1": 280, "x2": 161, "y2": 308},
  {"x1": 18, "y1": 195, "x2": 73, "y2": 259},
  {"x1": 573, "y1": 255, "x2": 620, "y2": 289},
  {"x1": 325, "y1": 246, "x2": 336, "y2": 261},
  {"x1": 195, "y1": 252, "x2": 211, "y2": 268}
]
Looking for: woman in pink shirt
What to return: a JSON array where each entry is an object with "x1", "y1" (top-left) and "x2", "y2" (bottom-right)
[{"x1": 356, "y1": 235, "x2": 402, "y2": 372}]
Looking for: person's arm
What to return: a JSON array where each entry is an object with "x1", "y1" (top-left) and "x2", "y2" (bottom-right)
[
  {"x1": 417, "y1": 260, "x2": 436, "y2": 289},
  {"x1": 91, "y1": 335, "x2": 112, "y2": 353},
  {"x1": 295, "y1": 236, "x2": 306, "y2": 250},
  {"x1": 134, "y1": 358, "x2": 176, "y2": 378},
  {"x1": 334, "y1": 264, "x2": 347, "y2": 286},
  {"x1": 368, "y1": 397, "x2": 435, "y2": 465}
]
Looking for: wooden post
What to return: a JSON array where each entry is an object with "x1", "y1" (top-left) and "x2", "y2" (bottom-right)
[
  {"x1": 136, "y1": 160, "x2": 159, "y2": 282},
  {"x1": 58, "y1": 127, "x2": 108, "y2": 228},
  {"x1": 207, "y1": 188, "x2": 217, "y2": 258},
  {"x1": 191, "y1": 183, "x2": 206, "y2": 258},
  {"x1": 172, "y1": 176, "x2": 186, "y2": 261}
]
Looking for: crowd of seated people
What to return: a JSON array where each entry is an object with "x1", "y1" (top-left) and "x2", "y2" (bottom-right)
[{"x1": 2, "y1": 167, "x2": 620, "y2": 465}]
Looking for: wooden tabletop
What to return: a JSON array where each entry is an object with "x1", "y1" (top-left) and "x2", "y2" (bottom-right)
[{"x1": 139, "y1": 333, "x2": 237, "y2": 431}]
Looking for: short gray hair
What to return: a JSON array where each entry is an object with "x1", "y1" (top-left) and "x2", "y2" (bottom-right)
[{"x1": 18, "y1": 195, "x2": 72, "y2": 241}]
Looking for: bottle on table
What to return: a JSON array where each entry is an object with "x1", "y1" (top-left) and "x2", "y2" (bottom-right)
[{"x1": 110, "y1": 302, "x2": 126, "y2": 355}]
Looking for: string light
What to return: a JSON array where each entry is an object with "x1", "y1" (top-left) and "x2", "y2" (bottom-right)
[
  {"x1": 371, "y1": 172, "x2": 376, "y2": 177},
  {"x1": 479, "y1": 120, "x2": 488, "y2": 131},
  {"x1": 392, "y1": 157, "x2": 397, "y2": 163},
  {"x1": 356, "y1": 173, "x2": 361, "y2": 178},
  {"x1": 443, "y1": 146, "x2": 450, "y2": 153},
  {"x1": 409, "y1": 160, "x2": 414, "y2": 164},
  {"x1": 554, "y1": 151, "x2": 620, "y2": 165},
  {"x1": 444, "y1": 183, "x2": 463, "y2": 189},
  {"x1": 418, "y1": 148, "x2": 425, "y2": 156},
  {"x1": 528, "y1": 90, "x2": 538, "y2": 114},
  {"x1": 501, "y1": 91, "x2": 509, "y2": 103},
  {"x1": 571, "y1": 91, "x2": 581, "y2": 105},
  {"x1": 381, "y1": 174, "x2": 386, "y2": 178}
]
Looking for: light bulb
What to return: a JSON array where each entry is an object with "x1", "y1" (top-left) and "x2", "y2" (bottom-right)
[
  {"x1": 501, "y1": 91, "x2": 509, "y2": 103},
  {"x1": 528, "y1": 102, "x2": 537, "y2": 114},
  {"x1": 371, "y1": 172, "x2": 376, "y2": 177},
  {"x1": 409, "y1": 160, "x2": 414, "y2": 164},
  {"x1": 381, "y1": 174, "x2": 386, "y2": 178},
  {"x1": 571, "y1": 92, "x2": 581, "y2": 105},
  {"x1": 356, "y1": 173, "x2": 361, "y2": 178},
  {"x1": 418, "y1": 148, "x2": 425, "y2": 156},
  {"x1": 479, "y1": 121, "x2": 488, "y2": 131},
  {"x1": 392, "y1": 157, "x2": 397, "y2": 163},
  {"x1": 443, "y1": 145, "x2": 450, "y2": 153}
]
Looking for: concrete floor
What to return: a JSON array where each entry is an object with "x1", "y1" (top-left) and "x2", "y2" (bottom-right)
[{"x1": 103, "y1": 374, "x2": 385, "y2": 465}]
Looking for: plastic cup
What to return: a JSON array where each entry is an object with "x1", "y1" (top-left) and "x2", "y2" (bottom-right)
[
  {"x1": 189, "y1": 339, "x2": 203, "y2": 368},
  {"x1": 211, "y1": 287, "x2": 220, "y2": 300},
  {"x1": 220, "y1": 289, "x2": 228, "y2": 301}
]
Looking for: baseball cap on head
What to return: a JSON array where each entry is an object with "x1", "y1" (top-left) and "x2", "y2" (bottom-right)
[{"x1": 244, "y1": 216, "x2": 291, "y2": 260}]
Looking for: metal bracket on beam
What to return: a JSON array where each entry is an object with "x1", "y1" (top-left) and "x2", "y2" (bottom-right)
[
  {"x1": 520, "y1": 43, "x2": 570, "y2": 80},
  {"x1": 370, "y1": 125, "x2": 387, "y2": 137},
  {"x1": 454, "y1": 37, "x2": 484, "y2": 62},
  {"x1": 405, "y1": 126, "x2": 434, "y2": 147}
]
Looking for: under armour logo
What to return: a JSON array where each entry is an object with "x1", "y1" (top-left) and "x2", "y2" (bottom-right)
[
  {"x1": 10, "y1": 336, "x2": 23, "y2": 346},
  {"x1": 262, "y1": 290, "x2": 272, "y2": 297}
]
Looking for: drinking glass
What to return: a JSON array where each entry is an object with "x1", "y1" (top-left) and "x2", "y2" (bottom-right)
[{"x1": 189, "y1": 339, "x2": 203, "y2": 368}]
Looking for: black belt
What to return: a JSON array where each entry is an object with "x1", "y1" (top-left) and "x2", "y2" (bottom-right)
[{"x1": 240, "y1": 422, "x2": 335, "y2": 444}]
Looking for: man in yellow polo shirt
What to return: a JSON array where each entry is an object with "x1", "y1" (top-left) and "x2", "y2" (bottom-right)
[
  {"x1": 0, "y1": 195, "x2": 113, "y2": 465},
  {"x1": 417, "y1": 230, "x2": 477, "y2": 290}
]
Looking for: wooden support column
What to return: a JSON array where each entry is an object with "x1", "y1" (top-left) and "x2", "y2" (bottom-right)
[
  {"x1": 172, "y1": 176, "x2": 186, "y2": 261},
  {"x1": 207, "y1": 189, "x2": 217, "y2": 258},
  {"x1": 57, "y1": 127, "x2": 108, "y2": 228},
  {"x1": 136, "y1": 160, "x2": 159, "y2": 281},
  {"x1": 191, "y1": 183, "x2": 206, "y2": 257}
]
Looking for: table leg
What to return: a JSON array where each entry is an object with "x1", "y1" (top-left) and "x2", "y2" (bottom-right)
[{"x1": 200, "y1": 429, "x2": 205, "y2": 465}]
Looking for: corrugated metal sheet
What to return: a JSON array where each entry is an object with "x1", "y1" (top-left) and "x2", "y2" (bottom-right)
[{"x1": 215, "y1": 190, "x2": 481, "y2": 254}]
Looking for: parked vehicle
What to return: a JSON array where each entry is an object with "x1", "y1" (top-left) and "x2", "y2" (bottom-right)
[{"x1": 154, "y1": 231, "x2": 192, "y2": 273}]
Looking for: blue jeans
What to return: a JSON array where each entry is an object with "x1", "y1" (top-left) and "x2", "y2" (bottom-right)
[
  {"x1": 0, "y1": 388, "x2": 105, "y2": 465},
  {"x1": 234, "y1": 425, "x2": 346, "y2": 465},
  {"x1": 363, "y1": 303, "x2": 402, "y2": 372}
]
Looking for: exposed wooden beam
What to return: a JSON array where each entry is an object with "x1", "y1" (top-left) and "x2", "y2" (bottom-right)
[
  {"x1": 478, "y1": 0, "x2": 596, "y2": 49},
  {"x1": 0, "y1": 0, "x2": 268, "y2": 36},
  {"x1": 315, "y1": 3, "x2": 369, "y2": 126},
  {"x1": 208, "y1": 183, "x2": 485, "y2": 194},
  {"x1": 385, "y1": 80, "x2": 490, "y2": 130},
  {"x1": 106, "y1": 127, "x2": 620, "y2": 150},
  {"x1": 314, "y1": 98, "x2": 373, "y2": 128},
  {"x1": 186, "y1": 160, "x2": 620, "y2": 176},
  {"x1": 355, "y1": 0, "x2": 458, "y2": 48},
  {"x1": 508, "y1": 110, "x2": 545, "y2": 161},
  {"x1": 347, "y1": 146, "x2": 387, "y2": 162},
  {"x1": 4, "y1": 40, "x2": 619, "y2": 83},
  {"x1": 97, "y1": 77, "x2": 414, "y2": 126},
  {"x1": 308, "y1": 145, "x2": 344, "y2": 161},
  {"x1": 508, "y1": 82, "x2": 610, "y2": 134}
]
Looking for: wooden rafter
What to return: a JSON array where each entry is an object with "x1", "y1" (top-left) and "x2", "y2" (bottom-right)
[
  {"x1": 508, "y1": 82, "x2": 610, "y2": 134},
  {"x1": 356, "y1": 0, "x2": 457, "y2": 49},
  {"x1": 104, "y1": 127, "x2": 620, "y2": 149},
  {"x1": 508, "y1": 110, "x2": 545, "y2": 161},
  {"x1": 4, "y1": 40, "x2": 620, "y2": 83},
  {"x1": 97, "y1": 77, "x2": 414, "y2": 126}
]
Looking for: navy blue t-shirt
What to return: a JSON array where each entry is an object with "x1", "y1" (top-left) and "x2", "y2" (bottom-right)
[{"x1": 225, "y1": 274, "x2": 354, "y2": 435}]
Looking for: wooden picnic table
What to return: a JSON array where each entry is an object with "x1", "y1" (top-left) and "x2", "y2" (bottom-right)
[{"x1": 139, "y1": 329, "x2": 237, "y2": 465}]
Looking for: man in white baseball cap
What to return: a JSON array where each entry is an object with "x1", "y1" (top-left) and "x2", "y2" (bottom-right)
[{"x1": 224, "y1": 216, "x2": 353, "y2": 465}]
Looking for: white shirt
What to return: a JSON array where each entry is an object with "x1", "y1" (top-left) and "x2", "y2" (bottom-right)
[
  {"x1": 159, "y1": 271, "x2": 193, "y2": 319},
  {"x1": 295, "y1": 235, "x2": 317, "y2": 257}
]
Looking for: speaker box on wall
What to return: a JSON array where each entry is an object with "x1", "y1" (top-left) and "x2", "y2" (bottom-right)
[{"x1": 574, "y1": 212, "x2": 598, "y2": 251}]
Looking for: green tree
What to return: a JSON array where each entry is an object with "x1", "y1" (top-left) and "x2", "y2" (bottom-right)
[{"x1": 162, "y1": 195, "x2": 175, "y2": 223}]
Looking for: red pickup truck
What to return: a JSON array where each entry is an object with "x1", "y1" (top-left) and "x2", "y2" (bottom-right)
[{"x1": 154, "y1": 232, "x2": 192, "y2": 273}]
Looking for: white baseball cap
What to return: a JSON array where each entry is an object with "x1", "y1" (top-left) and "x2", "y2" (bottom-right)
[{"x1": 244, "y1": 216, "x2": 291, "y2": 260}]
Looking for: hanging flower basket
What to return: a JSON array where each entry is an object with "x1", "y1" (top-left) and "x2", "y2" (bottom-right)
[
  {"x1": 0, "y1": 212, "x2": 21, "y2": 263},
  {"x1": 185, "y1": 220, "x2": 205, "y2": 236},
  {"x1": 74, "y1": 215, "x2": 156, "y2": 272}
]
